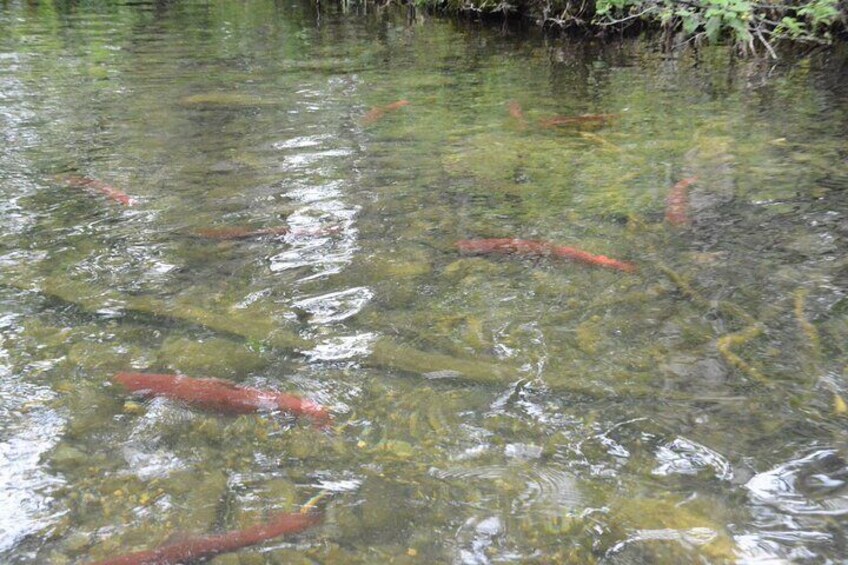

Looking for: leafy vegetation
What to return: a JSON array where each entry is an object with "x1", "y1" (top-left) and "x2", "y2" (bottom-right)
[{"x1": 403, "y1": 0, "x2": 846, "y2": 55}]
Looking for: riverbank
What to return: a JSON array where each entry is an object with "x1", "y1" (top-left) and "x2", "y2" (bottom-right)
[{"x1": 404, "y1": 0, "x2": 846, "y2": 57}]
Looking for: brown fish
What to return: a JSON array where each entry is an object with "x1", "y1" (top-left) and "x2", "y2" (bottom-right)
[
  {"x1": 193, "y1": 226, "x2": 292, "y2": 240},
  {"x1": 506, "y1": 100, "x2": 527, "y2": 129},
  {"x1": 194, "y1": 225, "x2": 341, "y2": 240},
  {"x1": 58, "y1": 174, "x2": 137, "y2": 206},
  {"x1": 89, "y1": 511, "x2": 322, "y2": 565},
  {"x1": 113, "y1": 372, "x2": 331, "y2": 425},
  {"x1": 665, "y1": 176, "x2": 698, "y2": 227},
  {"x1": 361, "y1": 99, "x2": 410, "y2": 125},
  {"x1": 456, "y1": 238, "x2": 637, "y2": 273}
]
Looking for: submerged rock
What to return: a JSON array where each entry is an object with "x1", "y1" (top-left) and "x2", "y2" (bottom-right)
[{"x1": 50, "y1": 444, "x2": 89, "y2": 472}]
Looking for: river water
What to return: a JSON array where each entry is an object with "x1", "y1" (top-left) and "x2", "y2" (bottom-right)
[{"x1": 1, "y1": 1, "x2": 848, "y2": 563}]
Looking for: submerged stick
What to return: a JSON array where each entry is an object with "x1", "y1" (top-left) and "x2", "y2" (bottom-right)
[
  {"x1": 4, "y1": 273, "x2": 745, "y2": 401},
  {"x1": 656, "y1": 262, "x2": 702, "y2": 303},
  {"x1": 792, "y1": 287, "x2": 842, "y2": 413},
  {"x1": 578, "y1": 131, "x2": 621, "y2": 152},
  {"x1": 368, "y1": 339, "x2": 513, "y2": 385},
  {"x1": 656, "y1": 262, "x2": 755, "y2": 324},
  {"x1": 794, "y1": 288, "x2": 821, "y2": 355},
  {"x1": 717, "y1": 324, "x2": 768, "y2": 385},
  {"x1": 1, "y1": 274, "x2": 517, "y2": 386},
  {"x1": 657, "y1": 261, "x2": 770, "y2": 383},
  {"x1": 4, "y1": 274, "x2": 312, "y2": 351}
]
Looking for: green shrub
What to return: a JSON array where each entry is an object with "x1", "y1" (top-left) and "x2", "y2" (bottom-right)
[{"x1": 399, "y1": 0, "x2": 847, "y2": 54}]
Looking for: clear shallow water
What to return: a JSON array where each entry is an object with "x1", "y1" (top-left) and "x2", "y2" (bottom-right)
[{"x1": 1, "y1": 1, "x2": 848, "y2": 563}]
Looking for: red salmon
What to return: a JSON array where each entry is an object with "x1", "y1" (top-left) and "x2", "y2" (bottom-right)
[
  {"x1": 361, "y1": 99, "x2": 410, "y2": 125},
  {"x1": 456, "y1": 238, "x2": 637, "y2": 273},
  {"x1": 506, "y1": 100, "x2": 527, "y2": 129},
  {"x1": 59, "y1": 174, "x2": 137, "y2": 206},
  {"x1": 113, "y1": 372, "x2": 331, "y2": 425},
  {"x1": 665, "y1": 176, "x2": 698, "y2": 227},
  {"x1": 89, "y1": 511, "x2": 321, "y2": 565}
]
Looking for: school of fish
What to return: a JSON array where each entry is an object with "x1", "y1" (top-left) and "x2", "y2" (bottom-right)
[{"x1": 69, "y1": 98, "x2": 702, "y2": 563}]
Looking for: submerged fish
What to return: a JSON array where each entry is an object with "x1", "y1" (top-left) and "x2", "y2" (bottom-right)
[
  {"x1": 665, "y1": 176, "x2": 698, "y2": 227},
  {"x1": 179, "y1": 92, "x2": 272, "y2": 107},
  {"x1": 58, "y1": 174, "x2": 137, "y2": 206},
  {"x1": 193, "y1": 226, "x2": 293, "y2": 240},
  {"x1": 456, "y1": 238, "x2": 637, "y2": 273},
  {"x1": 506, "y1": 100, "x2": 527, "y2": 129},
  {"x1": 538, "y1": 113, "x2": 617, "y2": 129},
  {"x1": 89, "y1": 511, "x2": 322, "y2": 565},
  {"x1": 361, "y1": 99, "x2": 410, "y2": 125},
  {"x1": 113, "y1": 372, "x2": 331, "y2": 425},
  {"x1": 194, "y1": 225, "x2": 341, "y2": 240}
]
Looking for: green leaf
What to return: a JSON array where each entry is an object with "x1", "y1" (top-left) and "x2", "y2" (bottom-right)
[
  {"x1": 705, "y1": 15, "x2": 723, "y2": 42},
  {"x1": 681, "y1": 12, "x2": 700, "y2": 34},
  {"x1": 799, "y1": 0, "x2": 840, "y2": 26},
  {"x1": 727, "y1": 17, "x2": 752, "y2": 42},
  {"x1": 777, "y1": 16, "x2": 806, "y2": 38}
]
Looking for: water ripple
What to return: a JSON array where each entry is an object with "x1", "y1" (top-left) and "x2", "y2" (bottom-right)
[
  {"x1": 734, "y1": 530, "x2": 833, "y2": 563},
  {"x1": 455, "y1": 515, "x2": 505, "y2": 565},
  {"x1": 745, "y1": 449, "x2": 848, "y2": 516},
  {"x1": 0, "y1": 312, "x2": 66, "y2": 552},
  {"x1": 121, "y1": 397, "x2": 192, "y2": 480},
  {"x1": 271, "y1": 134, "x2": 333, "y2": 150},
  {"x1": 430, "y1": 463, "x2": 582, "y2": 512},
  {"x1": 269, "y1": 190, "x2": 359, "y2": 282},
  {"x1": 292, "y1": 287, "x2": 373, "y2": 324},
  {"x1": 304, "y1": 332, "x2": 377, "y2": 362},
  {"x1": 652, "y1": 437, "x2": 734, "y2": 481},
  {"x1": 607, "y1": 527, "x2": 720, "y2": 557}
]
